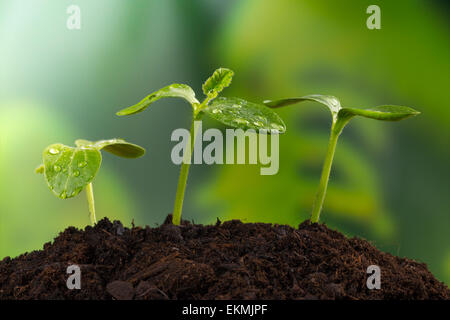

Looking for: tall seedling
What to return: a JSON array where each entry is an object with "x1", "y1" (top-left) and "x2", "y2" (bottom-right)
[
  {"x1": 264, "y1": 95, "x2": 420, "y2": 222},
  {"x1": 117, "y1": 68, "x2": 286, "y2": 225}
]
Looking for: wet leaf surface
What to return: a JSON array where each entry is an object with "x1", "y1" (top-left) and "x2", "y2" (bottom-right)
[
  {"x1": 38, "y1": 139, "x2": 145, "y2": 199},
  {"x1": 202, "y1": 68, "x2": 234, "y2": 98},
  {"x1": 42, "y1": 143, "x2": 101, "y2": 199},
  {"x1": 204, "y1": 97, "x2": 286, "y2": 133},
  {"x1": 117, "y1": 84, "x2": 199, "y2": 116},
  {"x1": 264, "y1": 94, "x2": 420, "y2": 122}
]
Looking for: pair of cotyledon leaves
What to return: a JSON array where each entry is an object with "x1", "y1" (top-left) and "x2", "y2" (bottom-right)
[
  {"x1": 115, "y1": 68, "x2": 418, "y2": 128},
  {"x1": 36, "y1": 139, "x2": 145, "y2": 199},
  {"x1": 264, "y1": 95, "x2": 419, "y2": 123},
  {"x1": 116, "y1": 68, "x2": 287, "y2": 132},
  {"x1": 38, "y1": 68, "x2": 419, "y2": 200}
]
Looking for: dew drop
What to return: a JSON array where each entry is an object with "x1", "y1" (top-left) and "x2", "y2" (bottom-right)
[
  {"x1": 78, "y1": 161, "x2": 87, "y2": 168},
  {"x1": 48, "y1": 148, "x2": 59, "y2": 155},
  {"x1": 53, "y1": 165, "x2": 61, "y2": 172},
  {"x1": 73, "y1": 170, "x2": 80, "y2": 177},
  {"x1": 72, "y1": 187, "x2": 82, "y2": 196},
  {"x1": 211, "y1": 109, "x2": 221, "y2": 114},
  {"x1": 234, "y1": 118, "x2": 249, "y2": 125},
  {"x1": 270, "y1": 123, "x2": 284, "y2": 131},
  {"x1": 329, "y1": 97, "x2": 339, "y2": 106},
  {"x1": 253, "y1": 121, "x2": 264, "y2": 127}
]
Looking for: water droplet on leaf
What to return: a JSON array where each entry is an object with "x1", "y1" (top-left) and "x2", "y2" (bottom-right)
[
  {"x1": 330, "y1": 98, "x2": 339, "y2": 106},
  {"x1": 78, "y1": 161, "x2": 87, "y2": 168},
  {"x1": 48, "y1": 148, "x2": 59, "y2": 155},
  {"x1": 234, "y1": 118, "x2": 249, "y2": 125},
  {"x1": 53, "y1": 165, "x2": 61, "y2": 172},
  {"x1": 270, "y1": 123, "x2": 284, "y2": 130}
]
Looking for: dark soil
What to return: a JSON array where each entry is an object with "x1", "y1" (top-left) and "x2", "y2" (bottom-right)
[{"x1": 0, "y1": 216, "x2": 448, "y2": 300}]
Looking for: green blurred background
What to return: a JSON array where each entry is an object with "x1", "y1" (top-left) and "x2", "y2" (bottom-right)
[{"x1": 0, "y1": 0, "x2": 449, "y2": 284}]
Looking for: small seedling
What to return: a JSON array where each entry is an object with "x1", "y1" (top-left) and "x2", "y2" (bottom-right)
[
  {"x1": 264, "y1": 95, "x2": 420, "y2": 223},
  {"x1": 117, "y1": 68, "x2": 286, "y2": 225},
  {"x1": 36, "y1": 138, "x2": 145, "y2": 225}
]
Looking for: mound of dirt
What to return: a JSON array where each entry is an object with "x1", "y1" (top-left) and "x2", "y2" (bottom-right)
[{"x1": 0, "y1": 216, "x2": 448, "y2": 300}]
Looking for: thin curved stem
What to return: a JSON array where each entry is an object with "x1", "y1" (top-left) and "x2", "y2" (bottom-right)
[
  {"x1": 172, "y1": 115, "x2": 200, "y2": 225},
  {"x1": 310, "y1": 123, "x2": 341, "y2": 223},
  {"x1": 86, "y1": 182, "x2": 96, "y2": 225}
]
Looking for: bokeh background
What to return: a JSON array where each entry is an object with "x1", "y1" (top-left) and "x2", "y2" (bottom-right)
[{"x1": 0, "y1": 0, "x2": 449, "y2": 284}]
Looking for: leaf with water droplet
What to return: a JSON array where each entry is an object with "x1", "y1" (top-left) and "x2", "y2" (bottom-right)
[
  {"x1": 264, "y1": 94, "x2": 420, "y2": 122},
  {"x1": 202, "y1": 68, "x2": 234, "y2": 99},
  {"x1": 38, "y1": 138, "x2": 146, "y2": 200},
  {"x1": 42, "y1": 143, "x2": 102, "y2": 199},
  {"x1": 264, "y1": 95, "x2": 342, "y2": 118},
  {"x1": 116, "y1": 84, "x2": 199, "y2": 116},
  {"x1": 203, "y1": 97, "x2": 286, "y2": 133}
]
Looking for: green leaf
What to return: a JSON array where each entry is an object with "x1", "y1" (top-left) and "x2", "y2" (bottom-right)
[
  {"x1": 264, "y1": 95, "x2": 420, "y2": 121},
  {"x1": 42, "y1": 143, "x2": 102, "y2": 199},
  {"x1": 264, "y1": 95, "x2": 342, "y2": 118},
  {"x1": 75, "y1": 138, "x2": 146, "y2": 158},
  {"x1": 204, "y1": 97, "x2": 286, "y2": 132},
  {"x1": 339, "y1": 105, "x2": 420, "y2": 121},
  {"x1": 116, "y1": 84, "x2": 199, "y2": 116},
  {"x1": 39, "y1": 139, "x2": 145, "y2": 199},
  {"x1": 202, "y1": 68, "x2": 234, "y2": 98}
]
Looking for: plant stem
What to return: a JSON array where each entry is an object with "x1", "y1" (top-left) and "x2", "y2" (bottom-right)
[
  {"x1": 310, "y1": 123, "x2": 341, "y2": 223},
  {"x1": 86, "y1": 182, "x2": 96, "y2": 225},
  {"x1": 172, "y1": 116, "x2": 199, "y2": 225}
]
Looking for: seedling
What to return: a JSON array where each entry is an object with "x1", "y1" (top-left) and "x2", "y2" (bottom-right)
[
  {"x1": 36, "y1": 138, "x2": 145, "y2": 225},
  {"x1": 264, "y1": 95, "x2": 420, "y2": 223},
  {"x1": 117, "y1": 68, "x2": 286, "y2": 225}
]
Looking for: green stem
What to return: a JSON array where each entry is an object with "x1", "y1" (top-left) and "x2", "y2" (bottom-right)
[
  {"x1": 86, "y1": 182, "x2": 96, "y2": 225},
  {"x1": 172, "y1": 115, "x2": 200, "y2": 225},
  {"x1": 310, "y1": 122, "x2": 342, "y2": 223}
]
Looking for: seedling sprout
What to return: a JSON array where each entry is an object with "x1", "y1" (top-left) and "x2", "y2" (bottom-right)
[
  {"x1": 117, "y1": 68, "x2": 286, "y2": 225},
  {"x1": 264, "y1": 95, "x2": 420, "y2": 222},
  {"x1": 36, "y1": 138, "x2": 145, "y2": 225}
]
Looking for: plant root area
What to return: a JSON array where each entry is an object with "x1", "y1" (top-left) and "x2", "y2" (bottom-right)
[{"x1": 0, "y1": 216, "x2": 448, "y2": 300}]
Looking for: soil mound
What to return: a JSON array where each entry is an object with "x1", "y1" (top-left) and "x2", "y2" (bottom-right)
[{"x1": 1, "y1": 217, "x2": 448, "y2": 300}]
